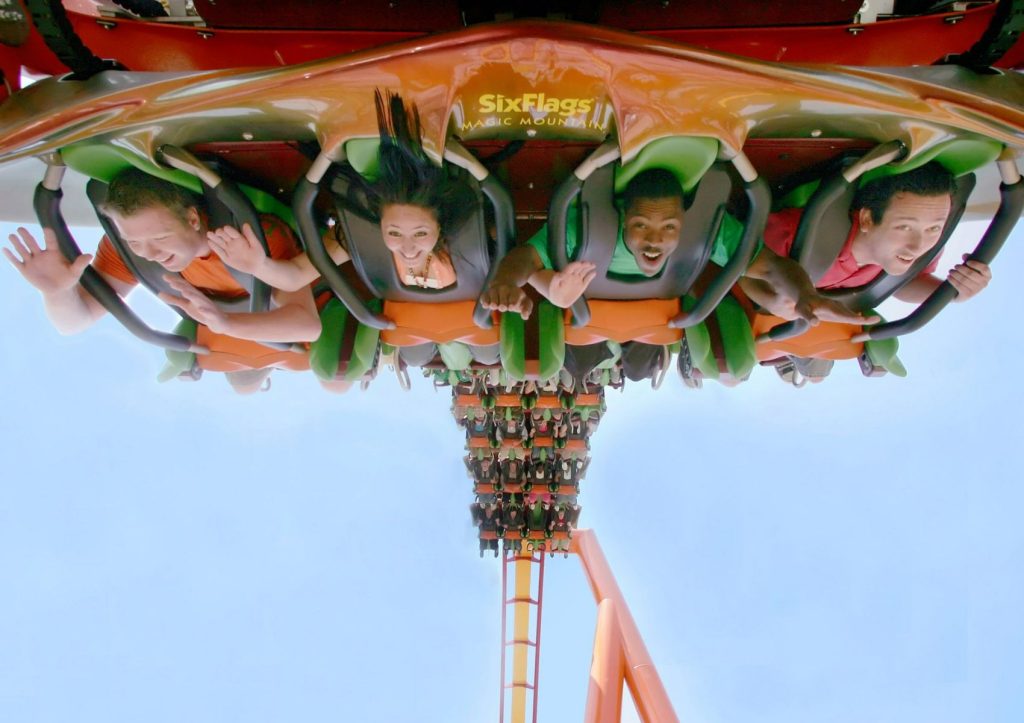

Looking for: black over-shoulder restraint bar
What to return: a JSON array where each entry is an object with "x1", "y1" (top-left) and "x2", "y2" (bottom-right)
[
  {"x1": 761, "y1": 141, "x2": 909, "y2": 342},
  {"x1": 34, "y1": 155, "x2": 206, "y2": 353},
  {"x1": 763, "y1": 142, "x2": 1023, "y2": 343},
  {"x1": 854, "y1": 148, "x2": 1023, "y2": 342},
  {"x1": 549, "y1": 140, "x2": 769, "y2": 329},
  {"x1": 293, "y1": 140, "x2": 514, "y2": 331},
  {"x1": 86, "y1": 145, "x2": 274, "y2": 317}
]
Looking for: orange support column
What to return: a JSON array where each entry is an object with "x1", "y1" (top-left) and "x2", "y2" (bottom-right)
[
  {"x1": 572, "y1": 530, "x2": 679, "y2": 723},
  {"x1": 585, "y1": 599, "x2": 626, "y2": 723}
]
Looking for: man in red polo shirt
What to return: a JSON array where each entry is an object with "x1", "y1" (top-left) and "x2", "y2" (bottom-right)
[
  {"x1": 740, "y1": 162, "x2": 992, "y2": 321},
  {"x1": 4, "y1": 169, "x2": 321, "y2": 365}
]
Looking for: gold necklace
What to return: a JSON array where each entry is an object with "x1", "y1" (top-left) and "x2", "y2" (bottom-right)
[{"x1": 404, "y1": 252, "x2": 438, "y2": 288}]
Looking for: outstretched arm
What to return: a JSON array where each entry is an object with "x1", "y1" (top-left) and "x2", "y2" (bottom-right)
[
  {"x1": 481, "y1": 245, "x2": 544, "y2": 319},
  {"x1": 482, "y1": 245, "x2": 597, "y2": 319},
  {"x1": 742, "y1": 247, "x2": 879, "y2": 325},
  {"x1": 208, "y1": 224, "x2": 349, "y2": 292},
  {"x1": 528, "y1": 261, "x2": 597, "y2": 309},
  {"x1": 159, "y1": 275, "x2": 321, "y2": 343},
  {"x1": 894, "y1": 255, "x2": 991, "y2": 304},
  {"x1": 3, "y1": 227, "x2": 132, "y2": 334}
]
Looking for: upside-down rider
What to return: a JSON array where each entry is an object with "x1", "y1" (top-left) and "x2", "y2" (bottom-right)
[{"x1": 3, "y1": 169, "x2": 321, "y2": 393}]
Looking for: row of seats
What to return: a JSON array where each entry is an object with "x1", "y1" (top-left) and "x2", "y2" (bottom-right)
[
  {"x1": 470, "y1": 498, "x2": 582, "y2": 558},
  {"x1": 466, "y1": 449, "x2": 587, "y2": 497},
  {"x1": 36, "y1": 133, "x2": 1022, "y2": 390},
  {"x1": 459, "y1": 404, "x2": 599, "y2": 443}
]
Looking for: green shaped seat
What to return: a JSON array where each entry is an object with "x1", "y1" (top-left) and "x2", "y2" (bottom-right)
[
  {"x1": 683, "y1": 295, "x2": 756, "y2": 382},
  {"x1": 499, "y1": 301, "x2": 566, "y2": 382},
  {"x1": 309, "y1": 298, "x2": 381, "y2": 382},
  {"x1": 157, "y1": 318, "x2": 200, "y2": 382}
]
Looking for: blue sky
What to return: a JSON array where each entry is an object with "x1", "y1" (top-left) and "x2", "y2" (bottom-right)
[{"x1": 0, "y1": 198, "x2": 1022, "y2": 723}]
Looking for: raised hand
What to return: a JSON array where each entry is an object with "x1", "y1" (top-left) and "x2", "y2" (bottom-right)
[
  {"x1": 207, "y1": 223, "x2": 267, "y2": 276},
  {"x1": 3, "y1": 227, "x2": 92, "y2": 295},
  {"x1": 949, "y1": 255, "x2": 991, "y2": 302},
  {"x1": 158, "y1": 275, "x2": 229, "y2": 333},
  {"x1": 482, "y1": 282, "x2": 534, "y2": 320},
  {"x1": 795, "y1": 293, "x2": 880, "y2": 326},
  {"x1": 546, "y1": 261, "x2": 596, "y2": 308}
]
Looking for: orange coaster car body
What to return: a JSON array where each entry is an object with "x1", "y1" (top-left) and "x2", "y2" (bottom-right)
[
  {"x1": 563, "y1": 299, "x2": 683, "y2": 346},
  {"x1": 751, "y1": 314, "x2": 863, "y2": 362},
  {"x1": 381, "y1": 300, "x2": 499, "y2": 347},
  {"x1": 195, "y1": 327, "x2": 310, "y2": 373}
]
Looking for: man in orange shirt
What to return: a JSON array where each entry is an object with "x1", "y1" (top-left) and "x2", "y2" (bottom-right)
[{"x1": 4, "y1": 169, "x2": 320, "y2": 391}]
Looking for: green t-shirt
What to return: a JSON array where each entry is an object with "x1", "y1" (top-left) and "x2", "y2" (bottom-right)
[{"x1": 526, "y1": 203, "x2": 747, "y2": 275}]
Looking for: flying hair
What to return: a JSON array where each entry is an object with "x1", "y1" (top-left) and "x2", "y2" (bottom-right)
[{"x1": 339, "y1": 90, "x2": 476, "y2": 244}]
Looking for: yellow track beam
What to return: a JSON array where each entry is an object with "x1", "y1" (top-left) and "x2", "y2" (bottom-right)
[{"x1": 510, "y1": 554, "x2": 534, "y2": 723}]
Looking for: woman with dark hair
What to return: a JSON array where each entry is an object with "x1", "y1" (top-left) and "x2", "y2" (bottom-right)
[{"x1": 207, "y1": 90, "x2": 476, "y2": 292}]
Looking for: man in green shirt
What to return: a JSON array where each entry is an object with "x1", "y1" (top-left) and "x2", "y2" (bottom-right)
[
  {"x1": 482, "y1": 168, "x2": 746, "y2": 318},
  {"x1": 481, "y1": 168, "x2": 751, "y2": 381}
]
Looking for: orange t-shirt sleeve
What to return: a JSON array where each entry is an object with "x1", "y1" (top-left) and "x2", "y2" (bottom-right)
[
  {"x1": 92, "y1": 235, "x2": 139, "y2": 287},
  {"x1": 92, "y1": 217, "x2": 297, "y2": 291},
  {"x1": 260, "y1": 215, "x2": 302, "y2": 262}
]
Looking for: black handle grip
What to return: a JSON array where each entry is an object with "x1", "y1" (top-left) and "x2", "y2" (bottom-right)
[
  {"x1": 34, "y1": 184, "x2": 200, "y2": 353},
  {"x1": 864, "y1": 177, "x2": 1024, "y2": 341},
  {"x1": 474, "y1": 175, "x2": 516, "y2": 329},
  {"x1": 670, "y1": 176, "x2": 770, "y2": 329},
  {"x1": 207, "y1": 181, "x2": 272, "y2": 313},
  {"x1": 760, "y1": 318, "x2": 811, "y2": 342},
  {"x1": 292, "y1": 177, "x2": 392, "y2": 330},
  {"x1": 548, "y1": 175, "x2": 589, "y2": 327}
]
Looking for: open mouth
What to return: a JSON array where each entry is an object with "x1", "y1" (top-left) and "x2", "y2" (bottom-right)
[{"x1": 638, "y1": 250, "x2": 665, "y2": 271}]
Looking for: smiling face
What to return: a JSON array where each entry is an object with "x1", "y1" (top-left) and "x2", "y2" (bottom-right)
[
  {"x1": 381, "y1": 203, "x2": 440, "y2": 269},
  {"x1": 109, "y1": 205, "x2": 207, "y2": 272},
  {"x1": 853, "y1": 192, "x2": 952, "y2": 275},
  {"x1": 623, "y1": 196, "x2": 685, "y2": 276}
]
